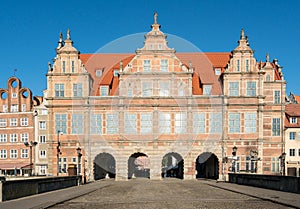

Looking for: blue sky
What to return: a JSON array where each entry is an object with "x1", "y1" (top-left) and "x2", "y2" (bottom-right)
[{"x1": 0, "y1": 0, "x2": 299, "y2": 96}]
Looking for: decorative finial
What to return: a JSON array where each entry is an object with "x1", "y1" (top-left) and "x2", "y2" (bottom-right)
[
  {"x1": 120, "y1": 60, "x2": 123, "y2": 71},
  {"x1": 266, "y1": 53, "x2": 269, "y2": 62},
  {"x1": 59, "y1": 32, "x2": 63, "y2": 41},
  {"x1": 240, "y1": 28, "x2": 245, "y2": 39},
  {"x1": 154, "y1": 12, "x2": 158, "y2": 24},
  {"x1": 57, "y1": 32, "x2": 63, "y2": 49},
  {"x1": 67, "y1": 28, "x2": 71, "y2": 40}
]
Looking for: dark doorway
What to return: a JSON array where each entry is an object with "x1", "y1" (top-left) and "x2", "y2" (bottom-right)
[
  {"x1": 161, "y1": 152, "x2": 184, "y2": 179},
  {"x1": 94, "y1": 153, "x2": 116, "y2": 180},
  {"x1": 196, "y1": 152, "x2": 219, "y2": 179},
  {"x1": 128, "y1": 152, "x2": 150, "y2": 179}
]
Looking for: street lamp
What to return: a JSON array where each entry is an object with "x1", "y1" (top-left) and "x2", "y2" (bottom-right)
[
  {"x1": 24, "y1": 141, "x2": 38, "y2": 176},
  {"x1": 76, "y1": 147, "x2": 82, "y2": 175},
  {"x1": 279, "y1": 152, "x2": 286, "y2": 176},
  {"x1": 232, "y1": 146, "x2": 238, "y2": 173},
  {"x1": 250, "y1": 150, "x2": 260, "y2": 173},
  {"x1": 57, "y1": 130, "x2": 63, "y2": 176}
]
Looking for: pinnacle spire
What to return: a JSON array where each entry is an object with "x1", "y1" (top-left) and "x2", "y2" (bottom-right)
[
  {"x1": 67, "y1": 28, "x2": 71, "y2": 40},
  {"x1": 57, "y1": 32, "x2": 63, "y2": 49},
  {"x1": 154, "y1": 12, "x2": 158, "y2": 24},
  {"x1": 240, "y1": 28, "x2": 245, "y2": 39}
]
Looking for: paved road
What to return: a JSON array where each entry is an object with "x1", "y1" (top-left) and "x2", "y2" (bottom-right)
[{"x1": 48, "y1": 179, "x2": 298, "y2": 209}]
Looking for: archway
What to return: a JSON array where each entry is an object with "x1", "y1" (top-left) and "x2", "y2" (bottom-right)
[
  {"x1": 94, "y1": 153, "x2": 116, "y2": 180},
  {"x1": 161, "y1": 152, "x2": 184, "y2": 179},
  {"x1": 196, "y1": 152, "x2": 219, "y2": 179},
  {"x1": 128, "y1": 152, "x2": 150, "y2": 179}
]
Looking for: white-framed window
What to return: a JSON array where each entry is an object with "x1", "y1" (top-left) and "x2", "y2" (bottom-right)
[
  {"x1": 159, "y1": 81, "x2": 170, "y2": 96},
  {"x1": 142, "y1": 81, "x2": 152, "y2": 97},
  {"x1": 21, "y1": 104, "x2": 26, "y2": 112},
  {"x1": 96, "y1": 69, "x2": 103, "y2": 77},
  {"x1": 140, "y1": 113, "x2": 152, "y2": 134},
  {"x1": 11, "y1": 104, "x2": 18, "y2": 112},
  {"x1": 3, "y1": 105, "x2": 8, "y2": 113},
  {"x1": 247, "y1": 81, "x2": 256, "y2": 96},
  {"x1": 0, "y1": 150, "x2": 7, "y2": 159},
  {"x1": 10, "y1": 118, "x2": 17, "y2": 126},
  {"x1": 10, "y1": 149, "x2": 18, "y2": 158},
  {"x1": 21, "y1": 118, "x2": 28, "y2": 126},
  {"x1": 127, "y1": 83, "x2": 133, "y2": 97},
  {"x1": 175, "y1": 113, "x2": 187, "y2": 134},
  {"x1": 290, "y1": 132, "x2": 296, "y2": 140},
  {"x1": 159, "y1": 112, "x2": 171, "y2": 134},
  {"x1": 160, "y1": 59, "x2": 168, "y2": 72},
  {"x1": 229, "y1": 82, "x2": 239, "y2": 96},
  {"x1": 193, "y1": 112, "x2": 205, "y2": 133},
  {"x1": 90, "y1": 114, "x2": 102, "y2": 134},
  {"x1": 291, "y1": 117, "x2": 297, "y2": 124},
  {"x1": 113, "y1": 70, "x2": 119, "y2": 77},
  {"x1": 209, "y1": 112, "x2": 222, "y2": 133},
  {"x1": 272, "y1": 118, "x2": 280, "y2": 136},
  {"x1": 39, "y1": 121, "x2": 46, "y2": 130},
  {"x1": 72, "y1": 114, "x2": 84, "y2": 134},
  {"x1": 41, "y1": 109, "x2": 48, "y2": 115},
  {"x1": 215, "y1": 68, "x2": 221, "y2": 75},
  {"x1": 21, "y1": 133, "x2": 28, "y2": 142},
  {"x1": 290, "y1": 149, "x2": 296, "y2": 156},
  {"x1": 266, "y1": 74, "x2": 270, "y2": 81},
  {"x1": 55, "y1": 84, "x2": 65, "y2": 97},
  {"x1": 100, "y1": 86, "x2": 109, "y2": 96},
  {"x1": 59, "y1": 157, "x2": 67, "y2": 173},
  {"x1": 55, "y1": 114, "x2": 67, "y2": 134},
  {"x1": 236, "y1": 59, "x2": 240, "y2": 71},
  {"x1": 271, "y1": 157, "x2": 280, "y2": 173},
  {"x1": 245, "y1": 113, "x2": 257, "y2": 133},
  {"x1": 106, "y1": 113, "x2": 118, "y2": 134},
  {"x1": 39, "y1": 135, "x2": 46, "y2": 143},
  {"x1": 12, "y1": 93, "x2": 17, "y2": 98},
  {"x1": 274, "y1": 90, "x2": 281, "y2": 104},
  {"x1": 124, "y1": 113, "x2": 137, "y2": 134},
  {"x1": 40, "y1": 165, "x2": 47, "y2": 175},
  {"x1": 73, "y1": 83, "x2": 83, "y2": 97},
  {"x1": 143, "y1": 60, "x2": 151, "y2": 72},
  {"x1": 21, "y1": 149, "x2": 28, "y2": 158},
  {"x1": 0, "y1": 134, "x2": 7, "y2": 142},
  {"x1": 40, "y1": 150, "x2": 47, "y2": 158},
  {"x1": 203, "y1": 85, "x2": 212, "y2": 95},
  {"x1": 229, "y1": 113, "x2": 240, "y2": 133},
  {"x1": 245, "y1": 59, "x2": 250, "y2": 72},
  {"x1": 0, "y1": 118, "x2": 6, "y2": 127},
  {"x1": 62, "y1": 60, "x2": 66, "y2": 72},
  {"x1": 71, "y1": 60, "x2": 75, "y2": 73},
  {"x1": 10, "y1": 133, "x2": 18, "y2": 142}
]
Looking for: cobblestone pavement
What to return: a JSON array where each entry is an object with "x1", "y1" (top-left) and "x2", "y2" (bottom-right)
[{"x1": 48, "y1": 179, "x2": 297, "y2": 209}]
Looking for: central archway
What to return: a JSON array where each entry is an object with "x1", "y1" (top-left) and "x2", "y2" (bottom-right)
[
  {"x1": 196, "y1": 152, "x2": 219, "y2": 179},
  {"x1": 94, "y1": 153, "x2": 116, "y2": 180},
  {"x1": 161, "y1": 152, "x2": 184, "y2": 179},
  {"x1": 128, "y1": 152, "x2": 150, "y2": 179}
]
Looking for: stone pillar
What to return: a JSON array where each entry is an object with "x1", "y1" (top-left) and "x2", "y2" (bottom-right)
[
  {"x1": 115, "y1": 157, "x2": 128, "y2": 181},
  {"x1": 150, "y1": 156, "x2": 161, "y2": 180},
  {"x1": 184, "y1": 155, "x2": 195, "y2": 180}
]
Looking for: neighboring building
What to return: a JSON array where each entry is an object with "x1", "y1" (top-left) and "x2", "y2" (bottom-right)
[
  {"x1": 0, "y1": 77, "x2": 38, "y2": 175},
  {"x1": 44, "y1": 14, "x2": 286, "y2": 181},
  {"x1": 285, "y1": 104, "x2": 300, "y2": 176}
]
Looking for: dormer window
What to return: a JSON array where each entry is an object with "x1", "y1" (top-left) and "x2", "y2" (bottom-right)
[
  {"x1": 12, "y1": 93, "x2": 17, "y2": 98},
  {"x1": 62, "y1": 61, "x2": 66, "y2": 73},
  {"x1": 114, "y1": 70, "x2": 119, "y2": 77},
  {"x1": 96, "y1": 69, "x2": 103, "y2": 77},
  {"x1": 100, "y1": 86, "x2": 109, "y2": 96},
  {"x1": 203, "y1": 85, "x2": 212, "y2": 95},
  {"x1": 245, "y1": 59, "x2": 249, "y2": 72},
  {"x1": 215, "y1": 68, "x2": 221, "y2": 75},
  {"x1": 236, "y1": 60, "x2": 240, "y2": 72},
  {"x1": 291, "y1": 117, "x2": 297, "y2": 124},
  {"x1": 11, "y1": 104, "x2": 18, "y2": 112}
]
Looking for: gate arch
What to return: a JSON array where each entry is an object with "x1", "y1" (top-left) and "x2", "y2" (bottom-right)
[
  {"x1": 128, "y1": 152, "x2": 150, "y2": 179},
  {"x1": 94, "y1": 153, "x2": 116, "y2": 180},
  {"x1": 196, "y1": 152, "x2": 219, "y2": 179},
  {"x1": 161, "y1": 152, "x2": 184, "y2": 179}
]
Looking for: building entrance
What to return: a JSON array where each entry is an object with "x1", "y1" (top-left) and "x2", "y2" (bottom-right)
[
  {"x1": 94, "y1": 153, "x2": 116, "y2": 180},
  {"x1": 161, "y1": 152, "x2": 184, "y2": 179},
  {"x1": 128, "y1": 152, "x2": 150, "y2": 179},
  {"x1": 196, "y1": 152, "x2": 219, "y2": 179}
]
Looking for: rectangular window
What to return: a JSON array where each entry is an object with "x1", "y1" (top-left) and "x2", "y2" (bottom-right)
[
  {"x1": 125, "y1": 113, "x2": 137, "y2": 134},
  {"x1": 290, "y1": 132, "x2": 296, "y2": 140},
  {"x1": 113, "y1": 70, "x2": 119, "y2": 77},
  {"x1": 215, "y1": 68, "x2": 221, "y2": 75},
  {"x1": 0, "y1": 119, "x2": 6, "y2": 127},
  {"x1": 229, "y1": 82, "x2": 239, "y2": 96},
  {"x1": 41, "y1": 109, "x2": 48, "y2": 115},
  {"x1": 209, "y1": 112, "x2": 222, "y2": 133},
  {"x1": 39, "y1": 135, "x2": 46, "y2": 143},
  {"x1": 159, "y1": 81, "x2": 170, "y2": 96},
  {"x1": 10, "y1": 118, "x2": 17, "y2": 126},
  {"x1": 72, "y1": 114, "x2": 83, "y2": 134},
  {"x1": 55, "y1": 84, "x2": 65, "y2": 97},
  {"x1": 10, "y1": 149, "x2": 18, "y2": 158},
  {"x1": 73, "y1": 83, "x2": 83, "y2": 97},
  {"x1": 59, "y1": 157, "x2": 67, "y2": 173},
  {"x1": 55, "y1": 114, "x2": 67, "y2": 134},
  {"x1": 106, "y1": 113, "x2": 118, "y2": 134},
  {"x1": 229, "y1": 113, "x2": 240, "y2": 133},
  {"x1": 247, "y1": 81, "x2": 256, "y2": 96},
  {"x1": 290, "y1": 149, "x2": 296, "y2": 156},
  {"x1": 71, "y1": 60, "x2": 75, "y2": 73},
  {"x1": 271, "y1": 157, "x2": 280, "y2": 173},
  {"x1": 39, "y1": 121, "x2": 46, "y2": 130},
  {"x1": 127, "y1": 84, "x2": 133, "y2": 97},
  {"x1": 90, "y1": 114, "x2": 102, "y2": 134},
  {"x1": 40, "y1": 150, "x2": 47, "y2": 158},
  {"x1": 143, "y1": 60, "x2": 151, "y2": 72},
  {"x1": 21, "y1": 104, "x2": 26, "y2": 112},
  {"x1": 245, "y1": 113, "x2": 257, "y2": 133},
  {"x1": 159, "y1": 112, "x2": 171, "y2": 134},
  {"x1": 100, "y1": 86, "x2": 109, "y2": 96},
  {"x1": 272, "y1": 118, "x2": 280, "y2": 136},
  {"x1": 274, "y1": 90, "x2": 280, "y2": 104},
  {"x1": 12, "y1": 93, "x2": 17, "y2": 98},
  {"x1": 21, "y1": 133, "x2": 28, "y2": 142},
  {"x1": 140, "y1": 113, "x2": 152, "y2": 134},
  {"x1": 62, "y1": 61, "x2": 66, "y2": 72},
  {"x1": 236, "y1": 60, "x2": 240, "y2": 71},
  {"x1": 142, "y1": 81, "x2": 152, "y2": 97},
  {"x1": 0, "y1": 150, "x2": 7, "y2": 159},
  {"x1": 10, "y1": 133, "x2": 18, "y2": 142},
  {"x1": 21, "y1": 149, "x2": 28, "y2": 158},
  {"x1": 298, "y1": 149, "x2": 300, "y2": 156},
  {"x1": 21, "y1": 118, "x2": 28, "y2": 126},
  {"x1": 11, "y1": 104, "x2": 18, "y2": 112},
  {"x1": 3, "y1": 105, "x2": 8, "y2": 113},
  {"x1": 175, "y1": 113, "x2": 187, "y2": 134},
  {"x1": 203, "y1": 85, "x2": 212, "y2": 95},
  {"x1": 193, "y1": 112, "x2": 205, "y2": 133},
  {"x1": 245, "y1": 59, "x2": 249, "y2": 72},
  {"x1": 291, "y1": 117, "x2": 297, "y2": 124},
  {"x1": 0, "y1": 134, "x2": 7, "y2": 142},
  {"x1": 40, "y1": 165, "x2": 47, "y2": 175},
  {"x1": 160, "y1": 59, "x2": 168, "y2": 72}
]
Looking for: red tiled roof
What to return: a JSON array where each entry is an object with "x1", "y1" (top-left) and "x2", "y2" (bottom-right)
[
  {"x1": 285, "y1": 104, "x2": 300, "y2": 128},
  {"x1": 295, "y1": 96, "x2": 300, "y2": 104}
]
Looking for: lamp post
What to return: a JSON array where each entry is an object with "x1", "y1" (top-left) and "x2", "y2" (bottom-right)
[
  {"x1": 76, "y1": 147, "x2": 82, "y2": 175},
  {"x1": 279, "y1": 152, "x2": 286, "y2": 176},
  {"x1": 57, "y1": 131, "x2": 63, "y2": 176},
  {"x1": 250, "y1": 150, "x2": 259, "y2": 173},
  {"x1": 24, "y1": 141, "x2": 38, "y2": 176},
  {"x1": 232, "y1": 146, "x2": 237, "y2": 173}
]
